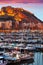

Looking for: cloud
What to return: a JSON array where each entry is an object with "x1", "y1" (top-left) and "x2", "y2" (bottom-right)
[{"x1": 0, "y1": 0, "x2": 43, "y2": 3}]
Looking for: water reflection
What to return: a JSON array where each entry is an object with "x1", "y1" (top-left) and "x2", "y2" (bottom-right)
[{"x1": 20, "y1": 52, "x2": 43, "y2": 65}]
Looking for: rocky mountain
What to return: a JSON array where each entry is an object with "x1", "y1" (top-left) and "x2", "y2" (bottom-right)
[{"x1": 0, "y1": 6, "x2": 43, "y2": 31}]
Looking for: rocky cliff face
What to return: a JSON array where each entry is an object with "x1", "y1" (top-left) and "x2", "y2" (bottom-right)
[{"x1": 0, "y1": 6, "x2": 43, "y2": 31}]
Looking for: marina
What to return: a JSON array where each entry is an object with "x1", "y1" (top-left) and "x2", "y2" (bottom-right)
[
  {"x1": 0, "y1": 31, "x2": 43, "y2": 65},
  {"x1": 0, "y1": 31, "x2": 43, "y2": 64}
]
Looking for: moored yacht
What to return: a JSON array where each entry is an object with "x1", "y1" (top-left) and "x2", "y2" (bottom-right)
[{"x1": 24, "y1": 44, "x2": 36, "y2": 51}]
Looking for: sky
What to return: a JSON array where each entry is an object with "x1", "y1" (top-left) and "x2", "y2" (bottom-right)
[
  {"x1": 0, "y1": 3, "x2": 43, "y2": 21},
  {"x1": 0, "y1": 0, "x2": 43, "y2": 3}
]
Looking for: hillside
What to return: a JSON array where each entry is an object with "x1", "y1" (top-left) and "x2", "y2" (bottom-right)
[{"x1": 0, "y1": 6, "x2": 43, "y2": 32}]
